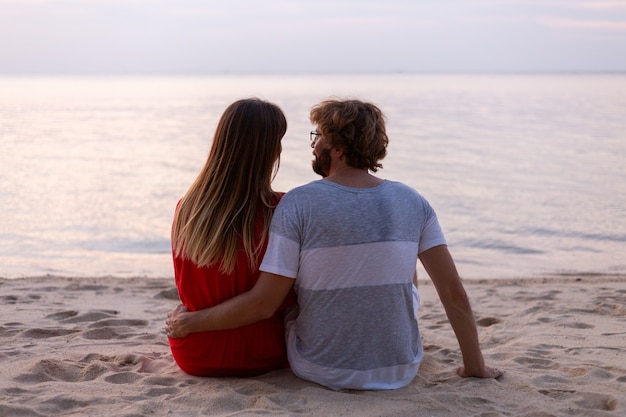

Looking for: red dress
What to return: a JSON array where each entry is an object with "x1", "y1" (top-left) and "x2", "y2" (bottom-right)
[{"x1": 168, "y1": 197, "x2": 294, "y2": 376}]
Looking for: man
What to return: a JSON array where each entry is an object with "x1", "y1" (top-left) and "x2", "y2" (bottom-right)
[{"x1": 166, "y1": 99, "x2": 502, "y2": 390}]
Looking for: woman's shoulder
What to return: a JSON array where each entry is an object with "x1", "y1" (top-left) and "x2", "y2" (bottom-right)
[{"x1": 271, "y1": 191, "x2": 285, "y2": 205}]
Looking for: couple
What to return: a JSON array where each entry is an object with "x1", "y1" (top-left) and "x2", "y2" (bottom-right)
[{"x1": 165, "y1": 98, "x2": 502, "y2": 390}]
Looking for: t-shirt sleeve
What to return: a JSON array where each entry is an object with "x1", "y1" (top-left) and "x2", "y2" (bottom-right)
[
  {"x1": 418, "y1": 202, "x2": 447, "y2": 254},
  {"x1": 259, "y1": 232, "x2": 299, "y2": 278},
  {"x1": 259, "y1": 196, "x2": 301, "y2": 279}
]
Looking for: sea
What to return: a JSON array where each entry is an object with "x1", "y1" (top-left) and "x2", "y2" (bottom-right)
[{"x1": 1, "y1": 74, "x2": 625, "y2": 280}]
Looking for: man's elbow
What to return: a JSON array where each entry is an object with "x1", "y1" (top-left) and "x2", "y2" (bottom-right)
[
  {"x1": 249, "y1": 300, "x2": 279, "y2": 321},
  {"x1": 245, "y1": 273, "x2": 289, "y2": 322},
  {"x1": 439, "y1": 284, "x2": 471, "y2": 307}
]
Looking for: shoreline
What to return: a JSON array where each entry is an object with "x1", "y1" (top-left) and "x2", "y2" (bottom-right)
[
  {"x1": 4, "y1": 272, "x2": 626, "y2": 285},
  {"x1": 1, "y1": 275, "x2": 625, "y2": 416}
]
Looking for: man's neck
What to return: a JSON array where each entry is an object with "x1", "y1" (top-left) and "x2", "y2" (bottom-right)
[{"x1": 324, "y1": 166, "x2": 384, "y2": 188}]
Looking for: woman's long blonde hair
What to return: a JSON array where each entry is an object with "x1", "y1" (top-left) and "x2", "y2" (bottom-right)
[{"x1": 172, "y1": 98, "x2": 287, "y2": 274}]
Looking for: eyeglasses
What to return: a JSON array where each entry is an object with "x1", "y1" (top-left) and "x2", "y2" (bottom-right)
[{"x1": 310, "y1": 131, "x2": 322, "y2": 143}]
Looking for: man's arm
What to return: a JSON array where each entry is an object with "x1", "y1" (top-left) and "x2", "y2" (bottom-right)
[
  {"x1": 165, "y1": 272, "x2": 294, "y2": 338},
  {"x1": 419, "y1": 244, "x2": 502, "y2": 379}
]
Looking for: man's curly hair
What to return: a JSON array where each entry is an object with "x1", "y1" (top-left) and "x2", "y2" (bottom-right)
[{"x1": 310, "y1": 99, "x2": 388, "y2": 172}]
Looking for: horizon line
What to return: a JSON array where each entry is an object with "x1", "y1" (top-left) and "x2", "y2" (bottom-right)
[{"x1": 1, "y1": 69, "x2": 626, "y2": 77}]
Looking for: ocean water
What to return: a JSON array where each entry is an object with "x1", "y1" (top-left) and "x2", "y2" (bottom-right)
[{"x1": 1, "y1": 74, "x2": 625, "y2": 280}]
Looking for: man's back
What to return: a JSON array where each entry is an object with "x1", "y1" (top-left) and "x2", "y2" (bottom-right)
[{"x1": 260, "y1": 179, "x2": 446, "y2": 390}]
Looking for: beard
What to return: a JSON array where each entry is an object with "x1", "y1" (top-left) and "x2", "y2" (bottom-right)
[{"x1": 312, "y1": 147, "x2": 331, "y2": 177}]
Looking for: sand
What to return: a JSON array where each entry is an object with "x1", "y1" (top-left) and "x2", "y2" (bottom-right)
[{"x1": 1, "y1": 275, "x2": 625, "y2": 417}]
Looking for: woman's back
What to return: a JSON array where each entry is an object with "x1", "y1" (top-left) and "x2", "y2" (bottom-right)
[
  {"x1": 170, "y1": 197, "x2": 292, "y2": 376},
  {"x1": 167, "y1": 98, "x2": 291, "y2": 376}
]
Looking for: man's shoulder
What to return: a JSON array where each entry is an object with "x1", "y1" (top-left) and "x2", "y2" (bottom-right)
[
  {"x1": 383, "y1": 180, "x2": 422, "y2": 197},
  {"x1": 282, "y1": 180, "x2": 326, "y2": 199},
  {"x1": 273, "y1": 181, "x2": 322, "y2": 211},
  {"x1": 382, "y1": 181, "x2": 435, "y2": 214}
]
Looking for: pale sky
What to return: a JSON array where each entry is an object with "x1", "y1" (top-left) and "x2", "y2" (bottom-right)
[{"x1": 1, "y1": 0, "x2": 625, "y2": 74}]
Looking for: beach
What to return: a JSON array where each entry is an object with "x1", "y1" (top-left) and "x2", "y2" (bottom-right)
[{"x1": 1, "y1": 276, "x2": 624, "y2": 416}]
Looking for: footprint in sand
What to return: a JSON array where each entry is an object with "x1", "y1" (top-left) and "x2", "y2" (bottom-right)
[
  {"x1": 536, "y1": 290, "x2": 562, "y2": 300},
  {"x1": 562, "y1": 322, "x2": 594, "y2": 329},
  {"x1": 589, "y1": 367, "x2": 615, "y2": 380},
  {"x1": 476, "y1": 317, "x2": 501, "y2": 327},
  {"x1": 574, "y1": 392, "x2": 618, "y2": 411},
  {"x1": 104, "y1": 372, "x2": 142, "y2": 384},
  {"x1": 64, "y1": 283, "x2": 109, "y2": 292},
  {"x1": 515, "y1": 357, "x2": 554, "y2": 369},
  {"x1": 20, "y1": 328, "x2": 81, "y2": 339},
  {"x1": 137, "y1": 374, "x2": 182, "y2": 395},
  {"x1": 62, "y1": 310, "x2": 120, "y2": 323},
  {"x1": 560, "y1": 366, "x2": 592, "y2": 378},
  {"x1": 81, "y1": 327, "x2": 130, "y2": 340},
  {"x1": 1, "y1": 294, "x2": 41, "y2": 304},
  {"x1": 601, "y1": 331, "x2": 626, "y2": 336},
  {"x1": 80, "y1": 318, "x2": 148, "y2": 340},
  {"x1": 45, "y1": 310, "x2": 79, "y2": 320},
  {"x1": 536, "y1": 317, "x2": 553, "y2": 323},
  {"x1": 156, "y1": 287, "x2": 179, "y2": 300},
  {"x1": 0, "y1": 323, "x2": 23, "y2": 337},
  {"x1": 538, "y1": 388, "x2": 577, "y2": 400},
  {"x1": 43, "y1": 309, "x2": 148, "y2": 340},
  {"x1": 230, "y1": 382, "x2": 308, "y2": 412},
  {"x1": 0, "y1": 295, "x2": 19, "y2": 304},
  {"x1": 420, "y1": 313, "x2": 445, "y2": 330},
  {"x1": 13, "y1": 358, "x2": 108, "y2": 384},
  {"x1": 142, "y1": 376, "x2": 180, "y2": 386},
  {"x1": 534, "y1": 375, "x2": 579, "y2": 391},
  {"x1": 88, "y1": 319, "x2": 148, "y2": 328},
  {"x1": 524, "y1": 345, "x2": 559, "y2": 360}
]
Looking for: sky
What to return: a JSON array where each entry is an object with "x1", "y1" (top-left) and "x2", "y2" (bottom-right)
[{"x1": 1, "y1": 0, "x2": 625, "y2": 74}]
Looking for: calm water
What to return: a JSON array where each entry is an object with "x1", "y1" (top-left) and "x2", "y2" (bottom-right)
[{"x1": 1, "y1": 74, "x2": 625, "y2": 280}]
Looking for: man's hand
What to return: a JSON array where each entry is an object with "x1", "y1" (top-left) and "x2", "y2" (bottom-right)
[
  {"x1": 457, "y1": 365, "x2": 504, "y2": 379},
  {"x1": 165, "y1": 304, "x2": 190, "y2": 338}
]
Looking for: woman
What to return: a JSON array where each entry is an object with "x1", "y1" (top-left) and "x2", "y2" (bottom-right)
[{"x1": 167, "y1": 98, "x2": 293, "y2": 376}]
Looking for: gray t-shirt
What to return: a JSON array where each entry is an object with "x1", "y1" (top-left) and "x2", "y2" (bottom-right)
[{"x1": 260, "y1": 179, "x2": 446, "y2": 390}]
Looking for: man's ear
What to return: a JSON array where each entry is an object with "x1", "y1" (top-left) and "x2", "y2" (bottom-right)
[{"x1": 331, "y1": 147, "x2": 345, "y2": 158}]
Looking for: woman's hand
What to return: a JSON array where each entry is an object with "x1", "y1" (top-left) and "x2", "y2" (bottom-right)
[{"x1": 165, "y1": 304, "x2": 190, "y2": 338}]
